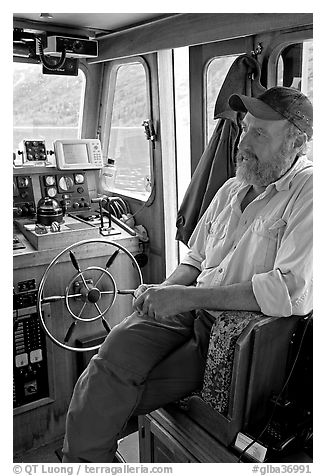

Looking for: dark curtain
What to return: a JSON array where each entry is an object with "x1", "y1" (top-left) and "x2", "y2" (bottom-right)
[{"x1": 175, "y1": 54, "x2": 266, "y2": 245}]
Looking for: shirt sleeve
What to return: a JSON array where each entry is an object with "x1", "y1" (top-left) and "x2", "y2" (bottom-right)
[{"x1": 252, "y1": 174, "x2": 313, "y2": 317}]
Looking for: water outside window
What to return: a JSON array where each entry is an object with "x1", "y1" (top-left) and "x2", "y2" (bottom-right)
[
  {"x1": 13, "y1": 62, "x2": 85, "y2": 153},
  {"x1": 107, "y1": 62, "x2": 152, "y2": 201},
  {"x1": 205, "y1": 55, "x2": 240, "y2": 143}
]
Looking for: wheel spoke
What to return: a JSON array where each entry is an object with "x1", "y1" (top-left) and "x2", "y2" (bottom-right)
[
  {"x1": 64, "y1": 321, "x2": 77, "y2": 343},
  {"x1": 93, "y1": 302, "x2": 102, "y2": 315},
  {"x1": 42, "y1": 295, "x2": 65, "y2": 303},
  {"x1": 77, "y1": 302, "x2": 87, "y2": 319},
  {"x1": 70, "y1": 251, "x2": 89, "y2": 289},
  {"x1": 101, "y1": 317, "x2": 111, "y2": 333},
  {"x1": 43, "y1": 293, "x2": 82, "y2": 303},
  {"x1": 93, "y1": 302, "x2": 111, "y2": 334},
  {"x1": 69, "y1": 250, "x2": 81, "y2": 272},
  {"x1": 94, "y1": 250, "x2": 120, "y2": 287},
  {"x1": 117, "y1": 289, "x2": 136, "y2": 298}
]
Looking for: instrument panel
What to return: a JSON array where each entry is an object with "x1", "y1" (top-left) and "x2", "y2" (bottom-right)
[
  {"x1": 13, "y1": 175, "x2": 35, "y2": 218},
  {"x1": 39, "y1": 172, "x2": 91, "y2": 211}
]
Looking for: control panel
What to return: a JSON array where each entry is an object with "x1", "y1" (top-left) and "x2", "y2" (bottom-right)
[
  {"x1": 13, "y1": 312, "x2": 49, "y2": 408},
  {"x1": 39, "y1": 171, "x2": 91, "y2": 212},
  {"x1": 13, "y1": 279, "x2": 49, "y2": 408},
  {"x1": 20, "y1": 140, "x2": 47, "y2": 163},
  {"x1": 13, "y1": 175, "x2": 36, "y2": 218}
]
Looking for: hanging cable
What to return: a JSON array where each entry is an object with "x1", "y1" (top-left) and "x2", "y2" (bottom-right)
[{"x1": 37, "y1": 37, "x2": 67, "y2": 71}]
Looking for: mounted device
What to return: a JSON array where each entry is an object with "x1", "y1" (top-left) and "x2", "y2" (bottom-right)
[
  {"x1": 54, "y1": 139, "x2": 104, "y2": 170},
  {"x1": 42, "y1": 36, "x2": 98, "y2": 58}
]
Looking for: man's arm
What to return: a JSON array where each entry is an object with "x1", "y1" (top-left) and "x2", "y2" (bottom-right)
[
  {"x1": 161, "y1": 264, "x2": 201, "y2": 286},
  {"x1": 132, "y1": 264, "x2": 200, "y2": 310},
  {"x1": 133, "y1": 280, "x2": 260, "y2": 319}
]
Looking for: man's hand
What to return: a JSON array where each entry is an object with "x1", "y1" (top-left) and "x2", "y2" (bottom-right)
[
  {"x1": 133, "y1": 283, "x2": 158, "y2": 300},
  {"x1": 133, "y1": 285, "x2": 191, "y2": 319}
]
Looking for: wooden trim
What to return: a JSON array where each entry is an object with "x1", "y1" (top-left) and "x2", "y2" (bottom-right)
[{"x1": 90, "y1": 13, "x2": 313, "y2": 63}]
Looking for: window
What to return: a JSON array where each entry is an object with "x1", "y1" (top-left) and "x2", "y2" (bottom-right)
[
  {"x1": 205, "y1": 55, "x2": 240, "y2": 143},
  {"x1": 13, "y1": 62, "x2": 86, "y2": 154},
  {"x1": 276, "y1": 39, "x2": 313, "y2": 160},
  {"x1": 107, "y1": 60, "x2": 152, "y2": 201}
]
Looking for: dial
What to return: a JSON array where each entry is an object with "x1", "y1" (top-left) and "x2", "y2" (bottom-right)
[
  {"x1": 58, "y1": 176, "x2": 74, "y2": 192},
  {"x1": 45, "y1": 175, "x2": 56, "y2": 186},
  {"x1": 74, "y1": 173, "x2": 85, "y2": 184},
  {"x1": 47, "y1": 187, "x2": 57, "y2": 198},
  {"x1": 17, "y1": 176, "x2": 29, "y2": 188}
]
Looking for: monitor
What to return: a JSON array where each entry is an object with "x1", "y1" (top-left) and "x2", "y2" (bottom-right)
[{"x1": 54, "y1": 139, "x2": 104, "y2": 170}]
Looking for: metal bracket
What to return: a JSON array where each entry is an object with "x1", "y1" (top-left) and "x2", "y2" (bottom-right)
[{"x1": 251, "y1": 42, "x2": 263, "y2": 57}]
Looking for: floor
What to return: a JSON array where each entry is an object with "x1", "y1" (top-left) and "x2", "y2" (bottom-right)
[
  {"x1": 13, "y1": 437, "x2": 64, "y2": 463},
  {"x1": 13, "y1": 432, "x2": 139, "y2": 463}
]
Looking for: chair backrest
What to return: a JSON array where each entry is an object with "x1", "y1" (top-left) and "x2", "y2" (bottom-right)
[{"x1": 182, "y1": 311, "x2": 311, "y2": 447}]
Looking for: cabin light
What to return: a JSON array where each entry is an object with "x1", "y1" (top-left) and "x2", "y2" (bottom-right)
[{"x1": 40, "y1": 13, "x2": 53, "y2": 19}]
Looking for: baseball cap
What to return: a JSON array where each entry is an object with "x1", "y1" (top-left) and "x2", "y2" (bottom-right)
[{"x1": 229, "y1": 86, "x2": 313, "y2": 140}]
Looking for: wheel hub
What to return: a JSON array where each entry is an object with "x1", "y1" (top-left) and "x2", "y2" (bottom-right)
[{"x1": 87, "y1": 287, "x2": 101, "y2": 303}]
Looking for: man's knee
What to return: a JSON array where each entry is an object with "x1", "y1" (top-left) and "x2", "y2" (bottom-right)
[
  {"x1": 97, "y1": 314, "x2": 135, "y2": 363},
  {"x1": 96, "y1": 312, "x2": 154, "y2": 377}
]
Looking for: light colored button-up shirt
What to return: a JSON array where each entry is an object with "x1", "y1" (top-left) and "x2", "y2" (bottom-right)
[{"x1": 181, "y1": 156, "x2": 313, "y2": 317}]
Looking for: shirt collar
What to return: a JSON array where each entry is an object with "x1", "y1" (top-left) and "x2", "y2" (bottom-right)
[
  {"x1": 267, "y1": 155, "x2": 312, "y2": 192},
  {"x1": 232, "y1": 155, "x2": 312, "y2": 203}
]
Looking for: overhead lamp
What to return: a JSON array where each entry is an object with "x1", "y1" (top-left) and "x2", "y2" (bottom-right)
[{"x1": 40, "y1": 13, "x2": 53, "y2": 19}]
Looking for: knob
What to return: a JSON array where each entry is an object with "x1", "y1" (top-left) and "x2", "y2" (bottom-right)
[
  {"x1": 73, "y1": 202, "x2": 80, "y2": 209},
  {"x1": 73, "y1": 40, "x2": 82, "y2": 52},
  {"x1": 14, "y1": 207, "x2": 22, "y2": 216}
]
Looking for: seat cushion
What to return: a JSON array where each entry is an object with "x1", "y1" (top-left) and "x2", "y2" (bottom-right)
[{"x1": 200, "y1": 310, "x2": 263, "y2": 413}]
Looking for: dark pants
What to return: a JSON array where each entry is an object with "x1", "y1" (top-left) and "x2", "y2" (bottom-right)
[{"x1": 62, "y1": 309, "x2": 214, "y2": 462}]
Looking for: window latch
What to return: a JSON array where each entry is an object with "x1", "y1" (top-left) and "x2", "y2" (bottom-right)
[{"x1": 142, "y1": 119, "x2": 156, "y2": 149}]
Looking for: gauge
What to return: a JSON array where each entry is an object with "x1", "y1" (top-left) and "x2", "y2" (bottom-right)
[
  {"x1": 45, "y1": 175, "x2": 56, "y2": 186},
  {"x1": 74, "y1": 173, "x2": 85, "y2": 184},
  {"x1": 17, "y1": 176, "x2": 29, "y2": 188},
  {"x1": 58, "y1": 176, "x2": 74, "y2": 192},
  {"x1": 47, "y1": 187, "x2": 57, "y2": 198}
]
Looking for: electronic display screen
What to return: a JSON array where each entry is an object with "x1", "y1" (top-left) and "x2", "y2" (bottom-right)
[{"x1": 62, "y1": 144, "x2": 89, "y2": 164}]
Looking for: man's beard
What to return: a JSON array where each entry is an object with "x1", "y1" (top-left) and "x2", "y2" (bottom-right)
[{"x1": 235, "y1": 142, "x2": 295, "y2": 187}]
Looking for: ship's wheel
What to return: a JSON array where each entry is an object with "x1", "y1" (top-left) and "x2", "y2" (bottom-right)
[{"x1": 37, "y1": 239, "x2": 143, "y2": 351}]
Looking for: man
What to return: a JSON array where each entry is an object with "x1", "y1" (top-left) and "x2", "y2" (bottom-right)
[{"x1": 62, "y1": 86, "x2": 313, "y2": 462}]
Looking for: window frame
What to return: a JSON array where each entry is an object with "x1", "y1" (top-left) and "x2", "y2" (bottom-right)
[
  {"x1": 99, "y1": 56, "x2": 155, "y2": 203},
  {"x1": 264, "y1": 27, "x2": 313, "y2": 88}
]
